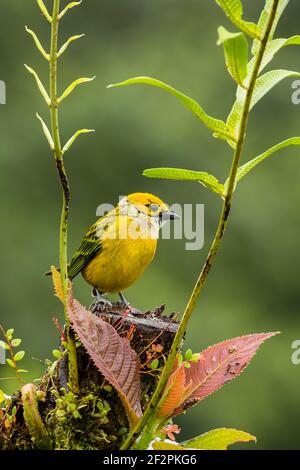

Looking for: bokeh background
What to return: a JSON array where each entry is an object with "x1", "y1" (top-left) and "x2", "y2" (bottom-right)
[{"x1": 0, "y1": 0, "x2": 300, "y2": 449}]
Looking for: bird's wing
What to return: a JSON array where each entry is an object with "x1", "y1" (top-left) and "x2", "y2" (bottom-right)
[{"x1": 68, "y1": 220, "x2": 104, "y2": 279}]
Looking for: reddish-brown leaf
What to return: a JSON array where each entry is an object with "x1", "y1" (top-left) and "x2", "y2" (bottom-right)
[
  {"x1": 159, "y1": 364, "x2": 186, "y2": 417},
  {"x1": 174, "y1": 332, "x2": 278, "y2": 415},
  {"x1": 67, "y1": 292, "x2": 142, "y2": 428}
]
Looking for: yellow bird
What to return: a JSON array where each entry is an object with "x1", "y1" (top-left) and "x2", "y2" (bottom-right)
[{"x1": 67, "y1": 193, "x2": 179, "y2": 306}]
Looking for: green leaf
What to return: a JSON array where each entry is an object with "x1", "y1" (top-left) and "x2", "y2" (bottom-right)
[
  {"x1": 52, "y1": 349, "x2": 62, "y2": 360},
  {"x1": 24, "y1": 65, "x2": 51, "y2": 106},
  {"x1": 108, "y1": 77, "x2": 235, "y2": 142},
  {"x1": 271, "y1": 0, "x2": 290, "y2": 36},
  {"x1": 227, "y1": 69, "x2": 300, "y2": 145},
  {"x1": 0, "y1": 340, "x2": 9, "y2": 350},
  {"x1": 6, "y1": 359, "x2": 16, "y2": 368},
  {"x1": 36, "y1": 0, "x2": 52, "y2": 23},
  {"x1": 225, "y1": 137, "x2": 300, "y2": 190},
  {"x1": 252, "y1": 0, "x2": 290, "y2": 55},
  {"x1": 25, "y1": 26, "x2": 49, "y2": 61},
  {"x1": 36, "y1": 113, "x2": 54, "y2": 150},
  {"x1": 150, "y1": 359, "x2": 159, "y2": 370},
  {"x1": 58, "y1": 76, "x2": 96, "y2": 104},
  {"x1": 6, "y1": 329, "x2": 14, "y2": 341},
  {"x1": 191, "y1": 353, "x2": 201, "y2": 362},
  {"x1": 215, "y1": 0, "x2": 260, "y2": 39},
  {"x1": 249, "y1": 69, "x2": 300, "y2": 110},
  {"x1": 62, "y1": 129, "x2": 95, "y2": 154},
  {"x1": 14, "y1": 351, "x2": 25, "y2": 362},
  {"x1": 246, "y1": 35, "x2": 300, "y2": 84},
  {"x1": 184, "y1": 349, "x2": 193, "y2": 361},
  {"x1": 182, "y1": 428, "x2": 256, "y2": 450},
  {"x1": 143, "y1": 167, "x2": 225, "y2": 197},
  {"x1": 58, "y1": 1, "x2": 83, "y2": 20},
  {"x1": 0, "y1": 389, "x2": 5, "y2": 404},
  {"x1": 57, "y1": 34, "x2": 85, "y2": 58},
  {"x1": 152, "y1": 440, "x2": 186, "y2": 450},
  {"x1": 217, "y1": 26, "x2": 248, "y2": 86},
  {"x1": 226, "y1": 100, "x2": 243, "y2": 148},
  {"x1": 11, "y1": 339, "x2": 22, "y2": 347},
  {"x1": 259, "y1": 36, "x2": 300, "y2": 73}
]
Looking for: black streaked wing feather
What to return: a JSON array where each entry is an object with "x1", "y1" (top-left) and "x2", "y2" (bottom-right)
[{"x1": 68, "y1": 221, "x2": 103, "y2": 280}]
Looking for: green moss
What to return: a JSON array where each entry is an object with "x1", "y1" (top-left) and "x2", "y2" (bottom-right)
[{"x1": 46, "y1": 384, "x2": 127, "y2": 450}]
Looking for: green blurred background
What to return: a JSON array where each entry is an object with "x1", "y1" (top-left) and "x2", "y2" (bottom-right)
[{"x1": 0, "y1": 0, "x2": 300, "y2": 449}]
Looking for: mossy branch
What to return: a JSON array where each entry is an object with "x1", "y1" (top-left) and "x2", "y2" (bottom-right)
[{"x1": 121, "y1": 0, "x2": 280, "y2": 450}]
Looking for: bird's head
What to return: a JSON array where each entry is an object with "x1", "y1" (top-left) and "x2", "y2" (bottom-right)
[{"x1": 118, "y1": 192, "x2": 180, "y2": 225}]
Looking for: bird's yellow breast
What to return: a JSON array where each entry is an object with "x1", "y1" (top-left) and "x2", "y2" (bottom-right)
[{"x1": 82, "y1": 215, "x2": 158, "y2": 293}]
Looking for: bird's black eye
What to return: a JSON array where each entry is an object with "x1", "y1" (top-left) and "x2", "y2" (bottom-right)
[{"x1": 150, "y1": 203, "x2": 159, "y2": 212}]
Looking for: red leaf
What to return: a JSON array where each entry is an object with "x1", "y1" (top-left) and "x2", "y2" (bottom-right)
[
  {"x1": 174, "y1": 332, "x2": 278, "y2": 415},
  {"x1": 67, "y1": 292, "x2": 142, "y2": 428},
  {"x1": 159, "y1": 365, "x2": 186, "y2": 417}
]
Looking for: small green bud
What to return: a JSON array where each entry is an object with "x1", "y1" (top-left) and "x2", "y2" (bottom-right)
[
  {"x1": 150, "y1": 359, "x2": 159, "y2": 370},
  {"x1": 6, "y1": 329, "x2": 14, "y2": 341},
  {"x1": 52, "y1": 349, "x2": 62, "y2": 359},
  {"x1": 191, "y1": 353, "x2": 201, "y2": 362},
  {"x1": 184, "y1": 349, "x2": 193, "y2": 361}
]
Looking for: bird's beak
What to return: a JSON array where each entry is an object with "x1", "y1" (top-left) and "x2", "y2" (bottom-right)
[{"x1": 161, "y1": 210, "x2": 181, "y2": 221}]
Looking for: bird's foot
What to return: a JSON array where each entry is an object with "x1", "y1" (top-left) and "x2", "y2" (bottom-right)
[
  {"x1": 91, "y1": 288, "x2": 113, "y2": 311},
  {"x1": 114, "y1": 292, "x2": 135, "y2": 313},
  {"x1": 114, "y1": 293, "x2": 141, "y2": 315},
  {"x1": 118, "y1": 300, "x2": 130, "y2": 309},
  {"x1": 118, "y1": 292, "x2": 129, "y2": 307},
  {"x1": 96, "y1": 298, "x2": 113, "y2": 307}
]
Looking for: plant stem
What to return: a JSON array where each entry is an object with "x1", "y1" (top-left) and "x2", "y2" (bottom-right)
[
  {"x1": 121, "y1": 0, "x2": 280, "y2": 450},
  {"x1": 21, "y1": 383, "x2": 52, "y2": 449},
  {"x1": 49, "y1": 0, "x2": 78, "y2": 393}
]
